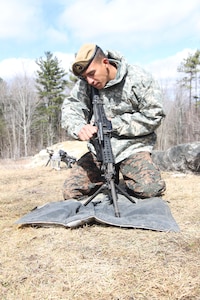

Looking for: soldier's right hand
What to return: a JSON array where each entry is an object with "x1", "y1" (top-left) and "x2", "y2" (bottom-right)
[{"x1": 78, "y1": 124, "x2": 98, "y2": 141}]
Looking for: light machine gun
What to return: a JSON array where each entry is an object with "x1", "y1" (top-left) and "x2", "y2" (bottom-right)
[{"x1": 84, "y1": 88, "x2": 135, "y2": 217}]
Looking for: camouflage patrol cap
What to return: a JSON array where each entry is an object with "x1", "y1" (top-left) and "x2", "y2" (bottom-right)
[{"x1": 72, "y1": 43, "x2": 99, "y2": 76}]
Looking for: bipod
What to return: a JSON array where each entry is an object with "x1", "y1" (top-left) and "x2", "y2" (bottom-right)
[{"x1": 84, "y1": 180, "x2": 136, "y2": 218}]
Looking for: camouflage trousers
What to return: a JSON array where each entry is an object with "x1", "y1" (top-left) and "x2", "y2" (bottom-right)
[{"x1": 63, "y1": 151, "x2": 166, "y2": 200}]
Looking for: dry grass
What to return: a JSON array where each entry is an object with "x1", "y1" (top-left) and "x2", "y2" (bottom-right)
[{"x1": 0, "y1": 158, "x2": 199, "y2": 300}]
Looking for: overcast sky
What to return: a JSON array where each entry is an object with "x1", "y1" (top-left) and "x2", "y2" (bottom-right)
[{"x1": 0, "y1": 0, "x2": 199, "y2": 82}]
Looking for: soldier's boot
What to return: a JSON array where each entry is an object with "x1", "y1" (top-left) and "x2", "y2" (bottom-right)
[{"x1": 120, "y1": 151, "x2": 166, "y2": 198}]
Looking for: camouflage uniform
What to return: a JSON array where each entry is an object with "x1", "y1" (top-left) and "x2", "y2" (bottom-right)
[
  {"x1": 62, "y1": 49, "x2": 166, "y2": 199},
  {"x1": 63, "y1": 151, "x2": 165, "y2": 199}
]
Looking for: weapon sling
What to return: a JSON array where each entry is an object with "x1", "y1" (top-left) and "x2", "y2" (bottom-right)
[{"x1": 84, "y1": 88, "x2": 136, "y2": 217}]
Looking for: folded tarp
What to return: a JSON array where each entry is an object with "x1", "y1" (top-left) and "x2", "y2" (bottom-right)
[{"x1": 16, "y1": 194, "x2": 180, "y2": 232}]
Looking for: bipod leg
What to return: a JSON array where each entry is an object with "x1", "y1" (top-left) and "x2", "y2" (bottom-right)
[
  {"x1": 46, "y1": 158, "x2": 51, "y2": 167},
  {"x1": 109, "y1": 179, "x2": 120, "y2": 218},
  {"x1": 83, "y1": 184, "x2": 106, "y2": 206},
  {"x1": 115, "y1": 184, "x2": 136, "y2": 204},
  {"x1": 83, "y1": 182, "x2": 120, "y2": 218}
]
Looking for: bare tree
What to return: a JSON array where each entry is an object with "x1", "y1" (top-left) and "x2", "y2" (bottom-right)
[
  {"x1": 156, "y1": 79, "x2": 200, "y2": 151},
  {"x1": 0, "y1": 75, "x2": 38, "y2": 158},
  {"x1": 0, "y1": 79, "x2": 10, "y2": 157},
  {"x1": 11, "y1": 75, "x2": 39, "y2": 156}
]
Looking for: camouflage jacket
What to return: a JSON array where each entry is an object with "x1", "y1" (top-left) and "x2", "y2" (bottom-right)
[{"x1": 61, "y1": 50, "x2": 165, "y2": 163}]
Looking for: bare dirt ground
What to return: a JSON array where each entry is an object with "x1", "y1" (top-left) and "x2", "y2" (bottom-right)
[{"x1": 0, "y1": 153, "x2": 199, "y2": 300}]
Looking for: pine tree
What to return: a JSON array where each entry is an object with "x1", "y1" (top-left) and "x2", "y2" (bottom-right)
[
  {"x1": 35, "y1": 51, "x2": 68, "y2": 146},
  {"x1": 177, "y1": 50, "x2": 200, "y2": 108}
]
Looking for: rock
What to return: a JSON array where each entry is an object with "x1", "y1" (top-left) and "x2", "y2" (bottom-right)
[
  {"x1": 152, "y1": 142, "x2": 200, "y2": 173},
  {"x1": 27, "y1": 141, "x2": 200, "y2": 173},
  {"x1": 28, "y1": 141, "x2": 88, "y2": 168}
]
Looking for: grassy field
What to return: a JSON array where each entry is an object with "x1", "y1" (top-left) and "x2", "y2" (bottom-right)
[{"x1": 0, "y1": 158, "x2": 199, "y2": 300}]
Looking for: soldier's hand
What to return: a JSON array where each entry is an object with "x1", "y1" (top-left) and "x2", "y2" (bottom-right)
[{"x1": 78, "y1": 124, "x2": 98, "y2": 141}]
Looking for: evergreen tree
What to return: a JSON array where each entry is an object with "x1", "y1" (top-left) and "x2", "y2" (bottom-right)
[
  {"x1": 35, "y1": 51, "x2": 68, "y2": 146},
  {"x1": 177, "y1": 50, "x2": 200, "y2": 143},
  {"x1": 177, "y1": 50, "x2": 200, "y2": 108}
]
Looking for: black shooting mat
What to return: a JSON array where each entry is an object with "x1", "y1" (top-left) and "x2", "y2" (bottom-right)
[{"x1": 16, "y1": 194, "x2": 180, "y2": 232}]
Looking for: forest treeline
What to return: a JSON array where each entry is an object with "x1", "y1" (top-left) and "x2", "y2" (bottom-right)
[{"x1": 0, "y1": 50, "x2": 199, "y2": 159}]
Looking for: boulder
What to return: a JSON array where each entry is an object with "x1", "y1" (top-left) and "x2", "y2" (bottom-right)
[
  {"x1": 28, "y1": 141, "x2": 88, "y2": 168},
  {"x1": 152, "y1": 142, "x2": 200, "y2": 173}
]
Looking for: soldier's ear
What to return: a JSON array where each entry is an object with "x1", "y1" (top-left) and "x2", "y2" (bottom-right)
[{"x1": 102, "y1": 58, "x2": 109, "y2": 65}]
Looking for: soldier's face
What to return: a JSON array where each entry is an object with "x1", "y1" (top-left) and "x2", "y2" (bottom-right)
[{"x1": 82, "y1": 58, "x2": 110, "y2": 90}]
